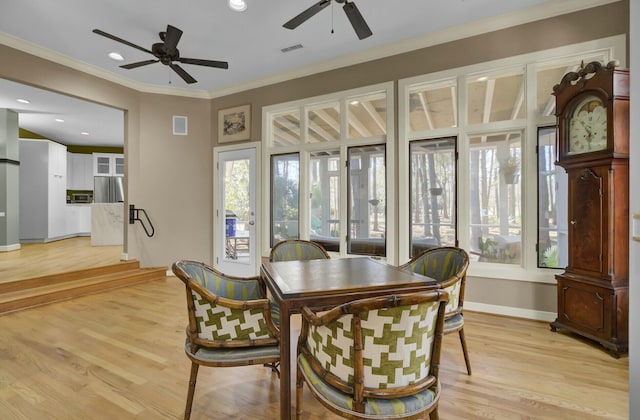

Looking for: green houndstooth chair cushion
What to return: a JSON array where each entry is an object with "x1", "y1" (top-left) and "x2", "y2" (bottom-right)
[
  {"x1": 298, "y1": 354, "x2": 440, "y2": 417},
  {"x1": 305, "y1": 302, "x2": 440, "y2": 388},
  {"x1": 442, "y1": 279, "x2": 462, "y2": 314},
  {"x1": 192, "y1": 290, "x2": 273, "y2": 341},
  {"x1": 270, "y1": 242, "x2": 328, "y2": 262}
]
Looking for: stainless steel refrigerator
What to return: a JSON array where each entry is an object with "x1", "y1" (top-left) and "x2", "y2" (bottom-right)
[{"x1": 93, "y1": 176, "x2": 124, "y2": 203}]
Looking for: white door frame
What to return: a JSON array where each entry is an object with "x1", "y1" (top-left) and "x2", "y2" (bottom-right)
[{"x1": 213, "y1": 142, "x2": 262, "y2": 276}]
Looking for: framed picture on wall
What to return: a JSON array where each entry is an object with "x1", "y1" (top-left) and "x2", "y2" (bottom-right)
[{"x1": 218, "y1": 104, "x2": 251, "y2": 142}]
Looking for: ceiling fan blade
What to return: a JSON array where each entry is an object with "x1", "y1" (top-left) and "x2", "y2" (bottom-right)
[
  {"x1": 283, "y1": 0, "x2": 331, "y2": 29},
  {"x1": 92, "y1": 29, "x2": 153, "y2": 55},
  {"x1": 120, "y1": 59, "x2": 159, "y2": 69},
  {"x1": 179, "y1": 58, "x2": 229, "y2": 69},
  {"x1": 170, "y1": 64, "x2": 197, "y2": 84},
  {"x1": 164, "y1": 25, "x2": 183, "y2": 53},
  {"x1": 342, "y1": 2, "x2": 372, "y2": 40}
]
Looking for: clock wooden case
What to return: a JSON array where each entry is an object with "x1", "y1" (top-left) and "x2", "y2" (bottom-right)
[{"x1": 550, "y1": 60, "x2": 629, "y2": 356}]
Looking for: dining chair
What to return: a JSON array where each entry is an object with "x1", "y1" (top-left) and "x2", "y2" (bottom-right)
[
  {"x1": 172, "y1": 260, "x2": 280, "y2": 420},
  {"x1": 399, "y1": 246, "x2": 472, "y2": 375},
  {"x1": 295, "y1": 290, "x2": 449, "y2": 420},
  {"x1": 269, "y1": 239, "x2": 330, "y2": 262}
]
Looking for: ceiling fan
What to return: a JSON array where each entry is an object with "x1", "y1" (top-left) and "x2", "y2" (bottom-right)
[
  {"x1": 92, "y1": 24, "x2": 228, "y2": 84},
  {"x1": 283, "y1": 0, "x2": 372, "y2": 40}
]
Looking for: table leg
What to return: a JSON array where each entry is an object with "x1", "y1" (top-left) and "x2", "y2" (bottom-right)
[{"x1": 279, "y1": 302, "x2": 292, "y2": 420}]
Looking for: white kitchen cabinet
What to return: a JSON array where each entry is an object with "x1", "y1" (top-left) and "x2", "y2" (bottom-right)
[
  {"x1": 65, "y1": 204, "x2": 91, "y2": 236},
  {"x1": 19, "y1": 139, "x2": 69, "y2": 241},
  {"x1": 93, "y1": 153, "x2": 124, "y2": 176},
  {"x1": 67, "y1": 152, "x2": 93, "y2": 190}
]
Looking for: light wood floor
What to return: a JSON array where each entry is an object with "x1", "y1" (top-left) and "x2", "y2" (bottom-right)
[
  {"x1": 0, "y1": 276, "x2": 629, "y2": 419},
  {"x1": 0, "y1": 237, "x2": 123, "y2": 283}
]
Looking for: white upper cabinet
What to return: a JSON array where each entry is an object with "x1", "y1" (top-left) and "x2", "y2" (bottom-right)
[
  {"x1": 67, "y1": 153, "x2": 93, "y2": 190},
  {"x1": 93, "y1": 153, "x2": 124, "y2": 176}
]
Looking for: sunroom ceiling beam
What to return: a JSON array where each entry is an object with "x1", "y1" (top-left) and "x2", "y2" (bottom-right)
[
  {"x1": 361, "y1": 101, "x2": 387, "y2": 133},
  {"x1": 418, "y1": 91, "x2": 434, "y2": 130}
]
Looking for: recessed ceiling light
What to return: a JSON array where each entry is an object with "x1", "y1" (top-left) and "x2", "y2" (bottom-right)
[
  {"x1": 108, "y1": 52, "x2": 124, "y2": 61},
  {"x1": 228, "y1": 0, "x2": 247, "y2": 12},
  {"x1": 81, "y1": 132, "x2": 90, "y2": 136},
  {"x1": 477, "y1": 76, "x2": 489, "y2": 82},
  {"x1": 55, "y1": 118, "x2": 64, "y2": 123},
  {"x1": 17, "y1": 98, "x2": 30, "y2": 104},
  {"x1": 349, "y1": 100, "x2": 360, "y2": 106}
]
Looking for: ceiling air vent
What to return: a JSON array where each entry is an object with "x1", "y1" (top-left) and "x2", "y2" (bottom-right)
[{"x1": 281, "y1": 44, "x2": 303, "y2": 53}]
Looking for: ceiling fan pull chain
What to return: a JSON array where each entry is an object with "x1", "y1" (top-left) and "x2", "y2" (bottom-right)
[{"x1": 331, "y1": 1, "x2": 334, "y2": 34}]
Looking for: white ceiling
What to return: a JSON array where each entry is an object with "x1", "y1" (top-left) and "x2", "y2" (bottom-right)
[{"x1": 0, "y1": 0, "x2": 611, "y2": 147}]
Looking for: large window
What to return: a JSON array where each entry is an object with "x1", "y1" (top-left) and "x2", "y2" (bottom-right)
[
  {"x1": 271, "y1": 153, "x2": 299, "y2": 246},
  {"x1": 264, "y1": 83, "x2": 394, "y2": 258},
  {"x1": 347, "y1": 145, "x2": 386, "y2": 256},
  {"x1": 409, "y1": 137, "x2": 457, "y2": 256},
  {"x1": 537, "y1": 127, "x2": 568, "y2": 268},
  {"x1": 309, "y1": 150, "x2": 340, "y2": 251},
  {"x1": 399, "y1": 37, "x2": 621, "y2": 278},
  {"x1": 468, "y1": 132, "x2": 522, "y2": 264}
]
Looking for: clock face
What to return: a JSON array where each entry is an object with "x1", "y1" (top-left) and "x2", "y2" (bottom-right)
[{"x1": 568, "y1": 96, "x2": 607, "y2": 154}]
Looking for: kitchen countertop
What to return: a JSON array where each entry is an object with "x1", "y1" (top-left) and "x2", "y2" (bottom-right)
[{"x1": 90, "y1": 203, "x2": 123, "y2": 246}]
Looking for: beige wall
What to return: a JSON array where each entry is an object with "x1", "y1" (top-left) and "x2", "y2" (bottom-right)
[{"x1": 0, "y1": 1, "x2": 629, "y2": 316}]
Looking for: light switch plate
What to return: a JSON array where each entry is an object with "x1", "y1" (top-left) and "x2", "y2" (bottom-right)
[{"x1": 633, "y1": 213, "x2": 640, "y2": 242}]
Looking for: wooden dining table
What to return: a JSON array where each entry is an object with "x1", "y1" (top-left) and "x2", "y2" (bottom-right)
[{"x1": 260, "y1": 257, "x2": 439, "y2": 420}]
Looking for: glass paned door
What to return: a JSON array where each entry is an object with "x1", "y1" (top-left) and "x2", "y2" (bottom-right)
[{"x1": 216, "y1": 148, "x2": 257, "y2": 276}]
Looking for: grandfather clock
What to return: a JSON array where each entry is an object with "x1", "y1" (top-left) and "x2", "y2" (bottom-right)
[{"x1": 550, "y1": 60, "x2": 629, "y2": 356}]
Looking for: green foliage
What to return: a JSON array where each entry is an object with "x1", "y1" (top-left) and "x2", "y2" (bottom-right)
[
  {"x1": 478, "y1": 237, "x2": 517, "y2": 263},
  {"x1": 542, "y1": 245, "x2": 558, "y2": 267}
]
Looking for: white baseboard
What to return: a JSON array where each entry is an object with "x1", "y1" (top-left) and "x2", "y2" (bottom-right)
[
  {"x1": 120, "y1": 252, "x2": 129, "y2": 261},
  {"x1": 466, "y1": 301, "x2": 556, "y2": 322},
  {"x1": 0, "y1": 243, "x2": 21, "y2": 252}
]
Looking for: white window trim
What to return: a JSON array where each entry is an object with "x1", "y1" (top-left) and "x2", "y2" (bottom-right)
[
  {"x1": 262, "y1": 82, "x2": 396, "y2": 262},
  {"x1": 398, "y1": 35, "x2": 625, "y2": 283}
]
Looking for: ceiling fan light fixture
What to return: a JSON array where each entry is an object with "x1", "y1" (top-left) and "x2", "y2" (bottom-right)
[
  {"x1": 108, "y1": 51, "x2": 124, "y2": 61},
  {"x1": 228, "y1": 0, "x2": 247, "y2": 12}
]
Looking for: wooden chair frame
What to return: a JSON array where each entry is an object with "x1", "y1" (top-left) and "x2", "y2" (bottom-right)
[
  {"x1": 172, "y1": 260, "x2": 280, "y2": 420},
  {"x1": 399, "y1": 246, "x2": 471, "y2": 375},
  {"x1": 296, "y1": 290, "x2": 449, "y2": 420}
]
